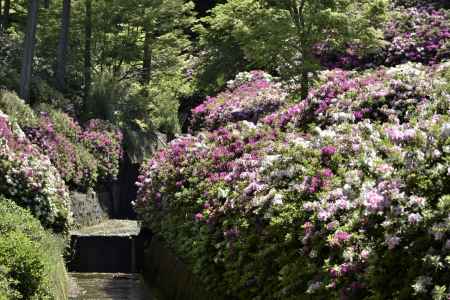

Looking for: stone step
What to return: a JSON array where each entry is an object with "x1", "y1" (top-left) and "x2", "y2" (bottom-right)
[
  {"x1": 69, "y1": 273, "x2": 155, "y2": 300},
  {"x1": 68, "y1": 220, "x2": 150, "y2": 273}
]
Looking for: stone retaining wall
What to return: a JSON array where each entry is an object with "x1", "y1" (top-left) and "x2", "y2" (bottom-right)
[
  {"x1": 69, "y1": 188, "x2": 113, "y2": 228},
  {"x1": 143, "y1": 236, "x2": 222, "y2": 300},
  {"x1": 69, "y1": 235, "x2": 136, "y2": 273}
]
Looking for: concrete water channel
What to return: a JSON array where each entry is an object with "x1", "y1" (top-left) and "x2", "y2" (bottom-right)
[
  {"x1": 68, "y1": 220, "x2": 159, "y2": 299},
  {"x1": 68, "y1": 273, "x2": 154, "y2": 299}
]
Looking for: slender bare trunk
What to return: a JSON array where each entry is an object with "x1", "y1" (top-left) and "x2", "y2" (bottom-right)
[
  {"x1": 83, "y1": 0, "x2": 92, "y2": 111},
  {"x1": 56, "y1": 0, "x2": 71, "y2": 91},
  {"x1": 300, "y1": 41, "x2": 313, "y2": 100},
  {"x1": 19, "y1": 0, "x2": 39, "y2": 102},
  {"x1": 1, "y1": 0, "x2": 10, "y2": 31},
  {"x1": 0, "y1": 1, "x2": 3, "y2": 31},
  {"x1": 300, "y1": 69, "x2": 308, "y2": 100},
  {"x1": 142, "y1": 29, "x2": 151, "y2": 83}
]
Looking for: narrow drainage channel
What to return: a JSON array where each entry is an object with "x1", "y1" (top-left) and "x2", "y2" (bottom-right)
[
  {"x1": 68, "y1": 220, "x2": 157, "y2": 300},
  {"x1": 68, "y1": 273, "x2": 154, "y2": 299}
]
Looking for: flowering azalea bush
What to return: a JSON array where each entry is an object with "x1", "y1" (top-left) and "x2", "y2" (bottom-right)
[
  {"x1": 26, "y1": 114, "x2": 124, "y2": 188},
  {"x1": 264, "y1": 62, "x2": 449, "y2": 130},
  {"x1": 392, "y1": 0, "x2": 450, "y2": 8},
  {"x1": 40, "y1": 107, "x2": 83, "y2": 142},
  {"x1": 240, "y1": 118, "x2": 450, "y2": 299},
  {"x1": 136, "y1": 61, "x2": 450, "y2": 299},
  {"x1": 190, "y1": 71, "x2": 288, "y2": 131},
  {"x1": 0, "y1": 111, "x2": 71, "y2": 231},
  {"x1": 319, "y1": 6, "x2": 450, "y2": 69},
  {"x1": 135, "y1": 121, "x2": 284, "y2": 295},
  {"x1": 25, "y1": 112, "x2": 99, "y2": 190},
  {"x1": 82, "y1": 119, "x2": 124, "y2": 181},
  {"x1": 385, "y1": 7, "x2": 450, "y2": 66},
  {"x1": 0, "y1": 93, "x2": 124, "y2": 188}
]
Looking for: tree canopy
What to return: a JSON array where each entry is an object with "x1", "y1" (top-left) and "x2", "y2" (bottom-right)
[{"x1": 0, "y1": 0, "x2": 387, "y2": 150}]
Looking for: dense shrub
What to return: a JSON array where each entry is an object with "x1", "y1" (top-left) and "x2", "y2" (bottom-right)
[
  {"x1": 82, "y1": 119, "x2": 124, "y2": 181},
  {"x1": 319, "y1": 6, "x2": 450, "y2": 69},
  {"x1": 37, "y1": 106, "x2": 83, "y2": 142},
  {"x1": 0, "y1": 267, "x2": 19, "y2": 300},
  {"x1": 264, "y1": 62, "x2": 448, "y2": 129},
  {"x1": 34, "y1": 110, "x2": 123, "y2": 184},
  {"x1": 136, "y1": 62, "x2": 450, "y2": 299},
  {"x1": 0, "y1": 232, "x2": 49, "y2": 299},
  {"x1": 385, "y1": 7, "x2": 450, "y2": 65},
  {"x1": 190, "y1": 71, "x2": 288, "y2": 131},
  {"x1": 0, "y1": 110, "x2": 71, "y2": 231},
  {"x1": 392, "y1": 0, "x2": 450, "y2": 9},
  {"x1": 0, "y1": 198, "x2": 68, "y2": 299},
  {"x1": 0, "y1": 92, "x2": 98, "y2": 190},
  {"x1": 0, "y1": 92, "x2": 123, "y2": 188},
  {"x1": 25, "y1": 112, "x2": 99, "y2": 190},
  {"x1": 0, "y1": 91, "x2": 39, "y2": 128}
]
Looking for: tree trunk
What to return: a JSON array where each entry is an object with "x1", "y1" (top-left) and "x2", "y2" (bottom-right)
[
  {"x1": 300, "y1": 42, "x2": 313, "y2": 100},
  {"x1": 56, "y1": 0, "x2": 71, "y2": 91},
  {"x1": 19, "y1": 0, "x2": 39, "y2": 102},
  {"x1": 83, "y1": 0, "x2": 92, "y2": 111},
  {"x1": 142, "y1": 29, "x2": 151, "y2": 84},
  {"x1": 1, "y1": 0, "x2": 10, "y2": 31},
  {"x1": 300, "y1": 69, "x2": 309, "y2": 100},
  {"x1": 0, "y1": 1, "x2": 3, "y2": 31}
]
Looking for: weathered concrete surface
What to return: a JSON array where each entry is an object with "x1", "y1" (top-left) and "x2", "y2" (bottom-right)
[
  {"x1": 143, "y1": 237, "x2": 223, "y2": 300},
  {"x1": 70, "y1": 189, "x2": 112, "y2": 228},
  {"x1": 68, "y1": 220, "x2": 150, "y2": 273},
  {"x1": 71, "y1": 220, "x2": 141, "y2": 236},
  {"x1": 68, "y1": 273, "x2": 156, "y2": 300}
]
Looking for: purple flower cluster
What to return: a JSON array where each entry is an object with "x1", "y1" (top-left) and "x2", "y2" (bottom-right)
[
  {"x1": 24, "y1": 112, "x2": 98, "y2": 190},
  {"x1": 264, "y1": 63, "x2": 441, "y2": 130},
  {"x1": 82, "y1": 119, "x2": 123, "y2": 181},
  {"x1": 392, "y1": 0, "x2": 450, "y2": 8},
  {"x1": 386, "y1": 7, "x2": 450, "y2": 65},
  {"x1": 135, "y1": 122, "x2": 281, "y2": 224},
  {"x1": 255, "y1": 117, "x2": 449, "y2": 298},
  {"x1": 319, "y1": 6, "x2": 450, "y2": 69},
  {"x1": 190, "y1": 71, "x2": 288, "y2": 131},
  {"x1": 0, "y1": 111, "x2": 71, "y2": 230},
  {"x1": 20, "y1": 110, "x2": 124, "y2": 189}
]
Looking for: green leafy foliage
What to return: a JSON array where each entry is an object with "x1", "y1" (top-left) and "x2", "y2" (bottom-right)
[
  {"x1": 0, "y1": 197, "x2": 68, "y2": 299},
  {"x1": 0, "y1": 91, "x2": 39, "y2": 128},
  {"x1": 2, "y1": 0, "x2": 196, "y2": 162},
  {"x1": 0, "y1": 33, "x2": 21, "y2": 92},
  {"x1": 195, "y1": 0, "x2": 387, "y2": 96},
  {"x1": 194, "y1": 0, "x2": 287, "y2": 92}
]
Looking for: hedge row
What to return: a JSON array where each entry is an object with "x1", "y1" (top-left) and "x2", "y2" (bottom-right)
[{"x1": 136, "y1": 62, "x2": 450, "y2": 299}]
